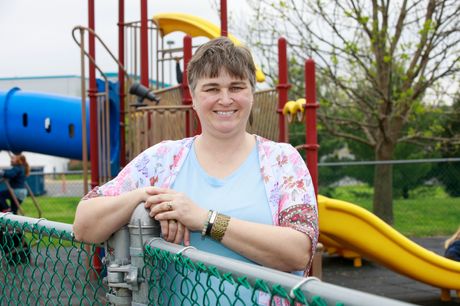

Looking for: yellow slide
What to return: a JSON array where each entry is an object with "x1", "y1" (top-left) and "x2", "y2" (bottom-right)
[
  {"x1": 152, "y1": 13, "x2": 266, "y2": 82},
  {"x1": 318, "y1": 195, "x2": 460, "y2": 295}
]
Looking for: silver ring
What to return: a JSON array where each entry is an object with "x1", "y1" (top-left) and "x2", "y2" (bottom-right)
[{"x1": 166, "y1": 202, "x2": 173, "y2": 211}]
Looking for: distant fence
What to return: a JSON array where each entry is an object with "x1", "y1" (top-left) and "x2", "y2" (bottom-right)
[
  {"x1": 16, "y1": 158, "x2": 460, "y2": 200},
  {"x1": 0, "y1": 211, "x2": 412, "y2": 306},
  {"x1": 318, "y1": 158, "x2": 460, "y2": 198}
]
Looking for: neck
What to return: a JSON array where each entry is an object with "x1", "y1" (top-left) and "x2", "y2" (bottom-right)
[
  {"x1": 197, "y1": 132, "x2": 254, "y2": 156},
  {"x1": 194, "y1": 132, "x2": 256, "y2": 179}
]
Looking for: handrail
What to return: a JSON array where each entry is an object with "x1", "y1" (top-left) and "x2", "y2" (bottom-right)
[
  {"x1": 72, "y1": 26, "x2": 132, "y2": 81},
  {"x1": 72, "y1": 26, "x2": 120, "y2": 185},
  {"x1": 148, "y1": 238, "x2": 415, "y2": 306},
  {"x1": 0, "y1": 213, "x2": 103, "y2": 247},
  {"x1": 152, "y1": 84, "x2": 182, "y2": 95}
]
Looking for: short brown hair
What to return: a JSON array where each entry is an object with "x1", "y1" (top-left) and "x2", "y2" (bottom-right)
[{"x1": 187, "y1": 37, "x2": 256, "y2": 93}]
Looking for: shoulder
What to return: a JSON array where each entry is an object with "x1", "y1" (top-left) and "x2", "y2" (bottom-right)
[
  {"x1": 4, "y1": 166, "x2": 23, "y2": 176},
  {"x1": 256, "y1": 135, "x2": 297, "y2": 152},
  {"x1": 449, "y1": 240, "x2": 460, "y2": 249},
  {"x1": 128, "y1": 137, "x2": 194, "y2": 178},
  {"x1": 136, "y1": 137, "x2": 194, "y2": 163},
  {"x1": 256, "y1": 135, "x2": 303, "y2": 166}
]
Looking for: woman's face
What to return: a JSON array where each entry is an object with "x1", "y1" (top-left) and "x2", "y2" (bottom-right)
[
  {"x1": 10, "y1": 155, "x2": 19, "y2": 165},
  {"x1": 192, "y1": 70, "x2": 253, "y2": 138}
]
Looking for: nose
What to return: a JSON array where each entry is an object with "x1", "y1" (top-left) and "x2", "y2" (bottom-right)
[{"x1": 218, "y1": 90, "x2": 234, "y2": 105}]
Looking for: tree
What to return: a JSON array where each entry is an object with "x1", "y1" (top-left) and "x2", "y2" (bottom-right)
[
  {"x1": 436, "y1": 95, "x2": 460, "y2": 197},
  {"x1": 241, "y1": 0, "x2": 460, "y2": 224}
]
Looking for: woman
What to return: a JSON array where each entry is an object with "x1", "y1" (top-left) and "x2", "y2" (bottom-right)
[
  {"x1": 444, "y1": 227, "x2": 460, "y2": 261},
  {"x1": 73, "y1": 37, "x2": 318, "y2": 276},
  {"x1": 0, "y1": 154, "x2": 30, "y2": 214}
]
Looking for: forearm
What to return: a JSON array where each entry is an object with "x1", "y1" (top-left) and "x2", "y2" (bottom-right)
[
  {"x1": 220, "y1": 218, "x2": 312, "y2": 272},
  {"x1": 73, "y1": 189, "x2": 146, "y2": 243}
]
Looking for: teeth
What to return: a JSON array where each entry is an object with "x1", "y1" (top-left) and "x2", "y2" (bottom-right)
[{"x1": 216, "y1": 111, "x2": 235, "y2": 115}]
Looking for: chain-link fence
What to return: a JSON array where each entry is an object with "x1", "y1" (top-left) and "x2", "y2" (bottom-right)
[
  {"x1": 318, "y1": 158, "x2": 460, "y2": 236},
  {"x1": 28, "y1": 158, "x2": 460, "y2": 199},
  {"x1": 319, "y1": 158, "x2": 460, "y2": 198},
  {"x1": 25, "y1": 171, "x2": 88, "y2": 198},
  {"x1": 0, "y1": 210, "x2": 412, "y2": 306},
  {"x1": 0, "y1": 214, "x2": 107, "y2": 305}
]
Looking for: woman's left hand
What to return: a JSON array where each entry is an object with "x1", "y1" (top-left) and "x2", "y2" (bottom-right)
[
  {"x1": 144, "y1": 187, "x2": 208, "y2": 233},
  {"x1": 159, "y1": 219, "x2": 190, "y2": 245}
]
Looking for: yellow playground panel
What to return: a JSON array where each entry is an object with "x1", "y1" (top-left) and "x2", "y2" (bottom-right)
[{"x1": 318, "y1": 195, "x2": 460, "y2": 300}]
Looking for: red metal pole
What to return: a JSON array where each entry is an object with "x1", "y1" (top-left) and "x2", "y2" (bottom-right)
[
  {"x1": 140, "y1": 0, "x2": 149, "y2": 87},
  {"x1": 182, "y1": 35, "x2": 197, "y2": 136},
  {"x1": 276, "y1": 37, "x2": 290, "y2": 142},
  {"x1": 88, "y1": 0, "x2": 99, "y2": 189},
  {"x1": 220, "y1": 0, "x2": 228, "y2": 37},
  {"x1": 118, "y1": 0, "x2": 126, "y2": 166},
  {"x1": 88, "y1": 0, "x2": 102, "y2": 276},
  {"x1": 304, "y1": 59, "x2": 319, "y2": 196}
]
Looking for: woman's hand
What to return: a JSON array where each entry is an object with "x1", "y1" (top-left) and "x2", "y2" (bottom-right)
[
  {"x1": 158, "y1": 219, "x2": 190, "y2": 245},
  {"x1": 143, "y1": 187, "x2": 208, "y2": 237}
]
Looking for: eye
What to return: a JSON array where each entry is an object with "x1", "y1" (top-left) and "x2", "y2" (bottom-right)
[
  {"x1": 204, "y1": 88, "x2": 219, "y2": 93},
  {"x1": 230, "y1": 86, "x2": 244, "y2": 92}
]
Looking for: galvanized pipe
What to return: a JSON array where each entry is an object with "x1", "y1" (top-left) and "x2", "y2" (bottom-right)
[
  {"x1": 147, "y1": 238, "x2": 415, "y2": 306},
  {"x1": 0, "y1": 213, "x2": 75, "y2": 241}
]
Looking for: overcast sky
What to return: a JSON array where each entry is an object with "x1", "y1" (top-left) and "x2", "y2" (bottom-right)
[{"x1": 0, "y1": 0, "x2": 249, "y2": 78}]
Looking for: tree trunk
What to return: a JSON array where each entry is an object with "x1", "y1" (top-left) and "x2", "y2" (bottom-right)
[{"x1": 373, "y1": 146, "x2": 394, "y2": 225}]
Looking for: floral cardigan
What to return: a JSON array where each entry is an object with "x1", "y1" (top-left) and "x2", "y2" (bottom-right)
[{"x1": 87, "y1": 135, "x2": 319, "y2": 273}]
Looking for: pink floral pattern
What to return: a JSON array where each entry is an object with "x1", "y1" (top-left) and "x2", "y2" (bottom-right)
[{"x1": 85, "y1": 135, "x2": 318, "y2": 273}]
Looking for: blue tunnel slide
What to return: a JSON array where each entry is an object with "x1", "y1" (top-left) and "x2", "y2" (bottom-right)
[{"x1": 0, "y1": 81, "x2": 120, "y2": 172}]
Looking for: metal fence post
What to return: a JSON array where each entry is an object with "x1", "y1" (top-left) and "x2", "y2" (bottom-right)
[
  {"x1": 105, "y1": 225, "x2": 132, "y2": 305},
  {"x1": 128, "y1": 203, "x2": 161, "y2": 305},
  {"x1": 104, "y1": 203, "x2": 160, "y2": 305}
]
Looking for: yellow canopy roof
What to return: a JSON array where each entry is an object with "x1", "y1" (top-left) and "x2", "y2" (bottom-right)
[{"x1": 153, "y1": 13, "x2": 266, "y2": 82}]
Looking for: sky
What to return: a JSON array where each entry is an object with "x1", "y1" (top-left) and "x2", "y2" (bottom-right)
[
  {"x1": 0, "y1": 0, "x2": 251, "y2": 169},
  {"x1": 0, "y1": 0, "x2": 249, "y2": 78}
]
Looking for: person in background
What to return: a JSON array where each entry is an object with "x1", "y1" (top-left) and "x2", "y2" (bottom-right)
[
  {"x1": 444, "y1": 227, "x2": 460, "y2": 261},
  {"x1": 0, "y1": 153, "x2": 30, "y2": 214},
  {"x1": 73, "y1": 37, "x2": 318, "y2": 278},
  {"x1": 175, "y1": 56, "x2": 183, "y2": 84}
]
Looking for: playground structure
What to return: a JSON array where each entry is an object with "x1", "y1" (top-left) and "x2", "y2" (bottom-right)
[{"x1": 0, "y1": 1, "x2": 459, "y2": 302}]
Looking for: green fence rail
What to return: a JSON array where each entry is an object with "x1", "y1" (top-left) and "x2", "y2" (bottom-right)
[{"x1": 1, "y1": 208, "x2": 415, "y2": 306}]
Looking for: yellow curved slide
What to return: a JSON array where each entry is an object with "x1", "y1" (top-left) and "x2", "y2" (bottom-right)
[
  {"x1": 318, "y1": 195, "x2": 460, "y2": 292},
  {"x1": 152, "y1": 13, "x2": 266, "y2": 82}
]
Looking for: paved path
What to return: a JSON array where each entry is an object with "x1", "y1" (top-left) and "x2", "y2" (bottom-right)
[{"x1": 322, "y1": 236, "x2": 459, "y2": 305}]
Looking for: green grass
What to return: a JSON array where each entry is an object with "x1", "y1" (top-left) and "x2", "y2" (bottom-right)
[
  {"x1": 9, "y1": 197, "x2": 81, "y2": 248},
  {"x1": 63, "y1": 174, "x2": 85, "y2": 180},
  {"x1": 323, "y1": 185, "x2": 460, "y2": 237},
  {"x1": 20, "y1": 196, "x2": 80, "y2": 224}
]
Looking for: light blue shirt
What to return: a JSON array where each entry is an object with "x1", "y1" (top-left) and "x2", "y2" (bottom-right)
[
  {"x1": 169, "y1": 143, "x2": 272, "y2": 304},
  {"x1": 172, "y1": 141, "x2": 272, "y2": 263}
]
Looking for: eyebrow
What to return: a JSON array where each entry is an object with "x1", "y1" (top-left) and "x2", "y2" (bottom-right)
[
  {"x1": 201, "y1": 81, "x2": 247, "y2": 88},
  {"x1": 201, "y1": 82, "x2": 220, "y2": 88}
]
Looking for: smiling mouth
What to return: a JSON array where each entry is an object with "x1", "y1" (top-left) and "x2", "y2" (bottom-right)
[{"x1": 214, "y1": 110, "x2": 237, "y2": 116}]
